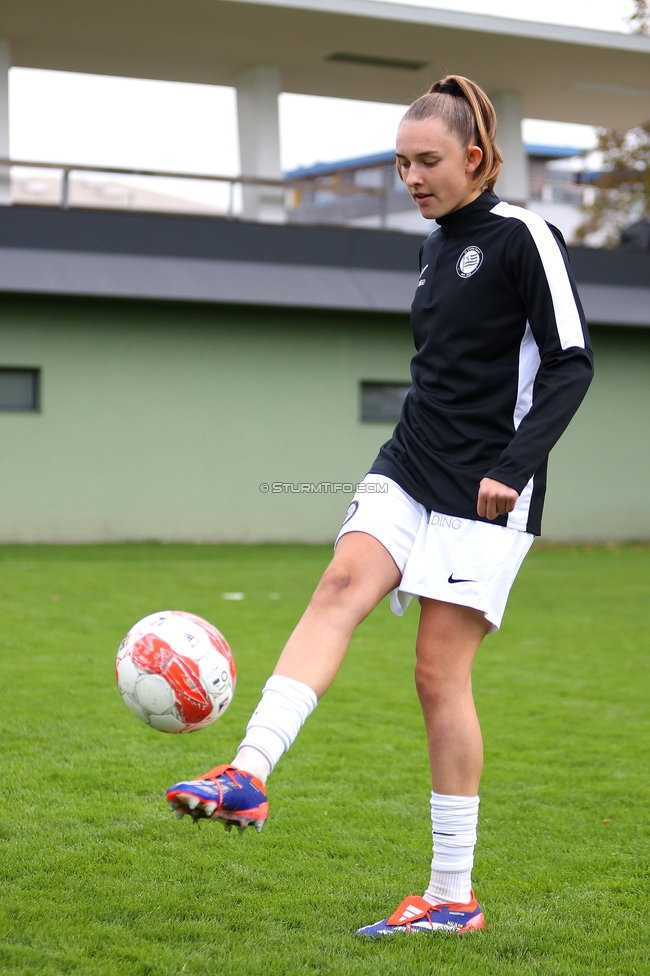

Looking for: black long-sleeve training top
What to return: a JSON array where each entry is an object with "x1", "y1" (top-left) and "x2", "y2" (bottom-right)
[{"x1": 371, "y1": 190, "x2": 594, "y2": 535}]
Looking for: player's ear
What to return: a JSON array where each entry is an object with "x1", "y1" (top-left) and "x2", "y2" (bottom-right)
[{"x1": 466, "y1": 145, "x2": 483, "y2": 175}]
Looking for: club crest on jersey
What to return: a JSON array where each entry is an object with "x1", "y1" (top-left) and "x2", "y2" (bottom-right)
[
  {"x1": 342, "y1": 499, "x2": 359, "y2": 526},
  {"x1": 456, "y1": 246, "x2": 483, "y2": 278}
]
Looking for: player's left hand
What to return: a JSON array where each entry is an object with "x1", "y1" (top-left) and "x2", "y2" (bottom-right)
[{"x1": 477, "y1": 478, "x2": 519, "y2": 520}]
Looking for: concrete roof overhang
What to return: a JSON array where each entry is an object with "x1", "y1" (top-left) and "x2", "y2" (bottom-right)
[
  {"x1": 0, "y1": 0, "x2": 649, "y2": 128},
  {"x1": 0, "y1": 207, "x2": 648, "y2": 328}
]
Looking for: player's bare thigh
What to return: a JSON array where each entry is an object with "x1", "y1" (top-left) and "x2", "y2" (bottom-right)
[
  {"x1": 314, "y1": 530, "x2": 402, "y2": 610},
  {"x1": 415, "y1": 598, "x2": 489, "y2": 693},
  {"x1": 273, "y1": 531, "x2": 401, "y2": 695}
]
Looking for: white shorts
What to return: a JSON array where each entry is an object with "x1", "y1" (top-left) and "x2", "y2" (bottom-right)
[{"x1": 335, "y1": 474, "x2": 534, "y2": 633}]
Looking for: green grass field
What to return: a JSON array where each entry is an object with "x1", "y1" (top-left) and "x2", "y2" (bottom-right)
[{"x1": 1, "y1": 542, "x2": 649, "y2": 976}]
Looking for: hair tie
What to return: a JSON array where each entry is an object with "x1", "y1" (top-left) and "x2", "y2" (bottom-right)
[{"x1": 434, "y1": 81, "x2": 464, "y2": 97}]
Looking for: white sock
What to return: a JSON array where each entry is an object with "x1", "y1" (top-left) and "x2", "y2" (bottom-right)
[
  {"x1": 423, "y1": 792, "x2": 479, "y2": 906},
  {"x1": 232, "y1": 674, "x2": 318, "y2": 783}
]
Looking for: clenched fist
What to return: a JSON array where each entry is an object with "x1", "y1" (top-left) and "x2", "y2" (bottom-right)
[{"x1": 477, "y1": 478, "x2": 519, "y2": 520}]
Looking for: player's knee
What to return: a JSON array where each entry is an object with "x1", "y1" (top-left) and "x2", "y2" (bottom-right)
[
  {"x1": 414, "y1": 659, "x2": 455, "y2": 706},
  {"x1": 414, "y1": 659, "x2": 438, "y2": 701},
  {"x1": 311, "y1": 565, "x2": 354, "y2": 607}
]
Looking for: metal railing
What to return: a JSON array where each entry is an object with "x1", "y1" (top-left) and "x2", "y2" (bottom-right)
[
  {"x1": 0, "y1": 157, "x2": 390, "y2": 219},
  {"x1": 1, "y1": 157, "x2": 598, "y2": 226},
  {"x1": 530, "y1": 181, "x2": 595, "y2": 206}
]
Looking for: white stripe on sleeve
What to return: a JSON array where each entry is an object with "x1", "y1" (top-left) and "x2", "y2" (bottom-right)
[
  {"x1": 491, "y1": 201, "x2": 585, "y2": 350},
  {"x1": 508, "y1": 474, "x2": 534, "y2": 531},
  {"x1": 513, "y1": 321, "x2": 541, "y2": 431},
  {"x1": 507, "y1": 321, "x2": 540, "y2": 530}
]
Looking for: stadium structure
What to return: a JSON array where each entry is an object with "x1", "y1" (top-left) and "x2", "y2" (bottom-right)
[{"x1": 0, "y1": 0, "x2": 647, "y2": 543}]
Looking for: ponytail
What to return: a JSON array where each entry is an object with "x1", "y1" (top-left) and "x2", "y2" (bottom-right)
[{"x1": 401, "y1": 75, "x2": 502, "y2": 192}]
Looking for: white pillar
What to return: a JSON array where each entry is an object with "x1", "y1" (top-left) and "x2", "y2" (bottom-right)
[
  {"x1": 491, "y1": 91, "x2": 527, "y2": 208},
  {"x1": 234, "y1": 64, "x2": 285, "y2": 223},
  {"x1": 0, "y1": 40, "x2": 10, "y2": 205}
]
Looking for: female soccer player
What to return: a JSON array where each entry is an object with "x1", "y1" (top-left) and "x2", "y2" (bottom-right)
[{"x1": 167, "y1": 75, "x2": 594, "y2": 935}]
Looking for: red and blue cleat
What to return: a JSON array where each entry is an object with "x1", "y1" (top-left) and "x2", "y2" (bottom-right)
[
  {"x1": 166, "y1": 764, "x2": 268, "y2": 833},
  {"x1": 354, "y1": 893, "x2": 484, "y2": 936}
]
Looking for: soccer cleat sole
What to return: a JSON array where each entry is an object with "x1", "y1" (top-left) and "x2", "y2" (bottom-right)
[
  {"x1": 167, "y1": 795, "x2": 266, "y2": 833},
  {"x1": 354, "y1": 911, "x2": 485, "y2": 937},
  {"x1": 354, "y1": 919, "x2": 484, "y2": 937},
  {"x1": 218, "y1": 816, "x2": 266, "y2": 834}
]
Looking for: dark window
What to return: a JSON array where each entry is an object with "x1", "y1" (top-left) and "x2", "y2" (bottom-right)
[
  {"x1": 0, "y1": 368, "x2": 40, "y2": 411},
  {"x1": 361, "y1": 381, "x2": 411, "y2": 423}
]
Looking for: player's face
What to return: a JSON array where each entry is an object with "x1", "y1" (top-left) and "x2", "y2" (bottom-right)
[{"x1": 395, "y1": 117, "x2": 484, "y2": 219}]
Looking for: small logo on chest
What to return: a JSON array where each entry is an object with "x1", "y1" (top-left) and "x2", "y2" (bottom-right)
[{"x1": 456, "y1": 246, "x2": 483, "y2": 278}]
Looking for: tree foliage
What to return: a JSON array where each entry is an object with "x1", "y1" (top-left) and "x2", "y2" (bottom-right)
[
  {"x1": 626, "y1": 0, "x2": 649, "y2": 34},
  {"x1": 574, "y1": 1, "x2": 650, "y2": 245},
  {"x1": 574, "y1": 124, "x2": 650, "y2": 246}
]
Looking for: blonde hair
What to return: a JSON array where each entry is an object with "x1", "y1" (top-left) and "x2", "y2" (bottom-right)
[{"x1": 400, "y1": 75, "x2": 502, "y2": 192}]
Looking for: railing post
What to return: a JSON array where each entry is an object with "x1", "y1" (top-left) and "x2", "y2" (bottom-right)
[{"x1": 61, "y1": 169, "x2": 70, "y2": 209}]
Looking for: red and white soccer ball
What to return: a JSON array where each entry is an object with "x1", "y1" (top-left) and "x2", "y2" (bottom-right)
[{"x1": 116, "y1": 610, "x2": 236, "y2": 733}]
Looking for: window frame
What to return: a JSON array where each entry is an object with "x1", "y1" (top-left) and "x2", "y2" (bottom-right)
[
  {"x1": 0, "y1": 367, "x2": 41, "y2": 413},
  {"x1": 360, "y1": 380, "x2": 411, "y2": 424}
]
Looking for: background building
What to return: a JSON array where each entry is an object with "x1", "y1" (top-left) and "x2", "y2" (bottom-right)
[
  {"x1": 0, "y1": 0, "x2": 648, "y2": 543},
  {"x1": 0, "y1": 205, "x2": 647, "y2": 544}
]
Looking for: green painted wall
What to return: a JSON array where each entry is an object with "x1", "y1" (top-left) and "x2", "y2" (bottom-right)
[
  {"x1": 0, "y1": 297, "x2": 647, "y2": 543},
  {"x1": 544, "y1": 326, "x2": 650, "y2": 541}
]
